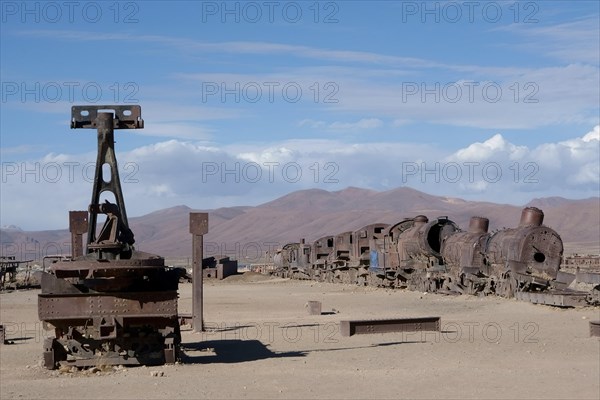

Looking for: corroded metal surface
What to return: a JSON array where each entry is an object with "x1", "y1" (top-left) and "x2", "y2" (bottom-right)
[
  {"x1": 397, "y1": 216, "x2": 458, "y2": 266},
  {"x1": 38, "y1": 292, "x2": 178, "y2": 320},
  {"x1": 1, "y1": 257, "x2": 33, "y2": 289},
  {"x1": 485, "y1": 208, "x2": 563, "y2": 281},
  {"x1": 442, "y1": 217, "x2": 489, "y2": 276},
  {"x1": 69, "y1": 211, "x2": 88, "y2": 259},
  {"x1": 190, "y1": 212, "x2": 209, "y2": 333},
  {"x1": 515, "y1": 291, "x2": 589, "y2": 307},
  {"x1": 267, "y1": 206, "x2": 597, "y2": 307},
  {"x1": 38, "y1": 106, "x2": 181, "y2": 369},
  {"x1": 340, "y1": 317, "x2": 441, "y2": 337}
]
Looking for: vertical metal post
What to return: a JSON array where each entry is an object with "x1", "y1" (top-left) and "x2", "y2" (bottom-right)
[
  {"x1": 69, "y1": 211, "x2": 88, "y2": 258},
  {"x1": 189, "y1": 213, "x2": 208, "y2": 332}
]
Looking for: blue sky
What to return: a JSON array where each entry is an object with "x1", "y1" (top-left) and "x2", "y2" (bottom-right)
[{"x1": 1, "y1": 1, "x2": 599, "y2": 230}]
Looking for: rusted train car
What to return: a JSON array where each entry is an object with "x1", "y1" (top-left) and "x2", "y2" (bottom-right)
[{"x1": 272, "y1": 207, "x2": 598, "y2": 306}]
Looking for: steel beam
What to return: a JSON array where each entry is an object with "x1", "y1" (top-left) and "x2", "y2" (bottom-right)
[
  {"x1": 515, "y1": 290, "x2": 589, "y2": 307},
  {"x1": 38, "y1": 291, "x2": 178, "y2": 320},
  {"x1": 69, "y1": 211, "x2": 88, "y2": 258},
  {"x1": 340, "y1": 316, "x2": 441, "y2": 337},
  {"x1": 190, "y1": 213, "x2": 209, "y2": 333}
]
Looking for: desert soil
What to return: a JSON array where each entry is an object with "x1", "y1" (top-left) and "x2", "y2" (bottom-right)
[{"x1": 1, "y1": 276, "x2": 599, "y2": 399}]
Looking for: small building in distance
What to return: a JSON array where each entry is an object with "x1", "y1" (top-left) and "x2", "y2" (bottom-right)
[{"x1": 203, "y1": 255, "x2": 238, "y2": 280}]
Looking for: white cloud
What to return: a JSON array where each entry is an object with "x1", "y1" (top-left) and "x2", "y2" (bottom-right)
[
  {"x1": 298, "y1": 119, "x2": 327, "y2": 129},
  {"x1": 7, "y1": 30, "x2": 598, "y2": 136},
  {"x1": 299, "y1": 118, "x2": 383, "y2": 132},
  {"x1": 148, "y1": 184, "x2": 174, "y2": 197},
  {"x1": 452, "y1": 134, "x2": 528, "y2": 161},
  {"x1": 137, "y1": 122, "x2": 213, "y2": 140},
  {"x1": 582, "y1": 125, "x2": 600, "y2": 142},
  {"x1": 2, "y1": 126, "x2": 598, "y2": 230},
  {"x1": 497, "y1": 17, "x2": 600, "y2": 64},
  {"x1": 329, "y1": 118, "x2": 383, "y2": 130},
  {"x1": 445, "y1": 125, "x2": 600, "y2": 197}
]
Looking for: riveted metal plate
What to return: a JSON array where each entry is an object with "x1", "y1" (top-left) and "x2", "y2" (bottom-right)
[
  {"x1": 38, "y1": 292, "x2": 178, "y2": 320},
  {"x1": 340, "y1": 317, "x2": 441, "y2": 337}
]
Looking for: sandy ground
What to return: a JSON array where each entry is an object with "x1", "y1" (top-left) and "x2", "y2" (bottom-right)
[{"x1": 1, "y1": 277, "x2": 599, "y2": 400}]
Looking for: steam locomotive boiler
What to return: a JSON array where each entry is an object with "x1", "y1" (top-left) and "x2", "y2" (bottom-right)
[
  {"x1": 38, "y1": 106, "x2": 181, "y2": 369},
  {"x1": 268, "y1": 206, "x2": 596, "y2": 306},
  {"x1": 482, "y1": 207, "x2": 564, "y2": 297},
  {"x1": 440, "y1": 216, "x2": 491, "y2": 295},
  {"x1": 273, "y1": 241, "x2": 311, "y2": 279}
]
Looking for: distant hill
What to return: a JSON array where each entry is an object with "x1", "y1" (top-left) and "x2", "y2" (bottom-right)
[{"x1": 1, "y1": 187, "x2": 598, "y2": 262}]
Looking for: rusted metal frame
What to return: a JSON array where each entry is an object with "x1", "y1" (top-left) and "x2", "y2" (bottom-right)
[
  {"x1": 87, "y1": 113, "x2": 127, "y2": 246},
  {"x1": 44, "y1": 327, "x2": 175, "y2": 368},
  {"x1": 0, "y1": 324, "x2": 5, "y2": 345},
  {"x1": 39, "y1": 105, "x2": 182, "y2": 369},
  {"x1": 59, "y1": 356, "x2": 152, "y2": 368},
  {"x1": 514, "y1": 272, "x2": 551, "y2": 288},
  {"x1": 38, "y1": 291, "x2": 179, "y2": 320},
  {"x1": 514, "y1": 290, "x2": 589, "y2": 307},
  {"x1": 52, "y1": 255, "x2": 165, "y2": 270},
  {"x1": 190, "y1": 213, "x2": 209, "y2": 333},
  {"x1": 71, "y1": 106, "x2": 142, "y2": 249},
  {"x1": 1, "y1": 258, "x2": 33, "y2": 287},
  {"x1": 70, "y1": 105, "x2": 143, "y2": 129},
  {"x1": 340, "y1": 316, "x2": 441, "y2": 337}
]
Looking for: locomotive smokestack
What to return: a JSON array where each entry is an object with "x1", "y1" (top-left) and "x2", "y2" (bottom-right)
[
  {"x1": 519, "y1": 207, "x2": 544, "y2": 227},
  {"x1": 468, "y1": 217, "x2": 489, "y2": 233},
  {"x1": 414, "y1": 215, "x2": 428, "y2": 226}
]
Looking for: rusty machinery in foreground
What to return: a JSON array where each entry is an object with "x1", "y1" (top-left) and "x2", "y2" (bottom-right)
[
  {"x1": 270, "y1": 207, "x2": 600, "y2": 307},
  {"x1": 38, "y1": 106, "x2": 181, "y2": 369}
]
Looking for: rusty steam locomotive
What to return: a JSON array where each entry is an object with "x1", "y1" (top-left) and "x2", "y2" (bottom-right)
[
  {"x1": 38, "y1": 106, "x2": 181, "y2": 369},
  {"x1": 271, "y1": 207, "x2": 598, "y2": 306}
]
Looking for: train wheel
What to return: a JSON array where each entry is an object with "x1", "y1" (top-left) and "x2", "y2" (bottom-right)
[
  {"x1": 333, "y1": 270, "x2": 343, "y2": 283},
  {"x1": 428, "y1": 279, "x2": 438, "y2": 292},
  {"x1": 356, "y1": 275, "x2": 367, "y2": 286},
  {"x1": 441, "y1": 277, "x2": 462, "y2": 294},
  {"x1": 326, "y1": 271, "x2": 334, "y2": 283},
  {"x1": 498, "y1": 273, "x2": 517, "y2": 298},
  {"x1": 317, "y1": 270, "x2": 325, "y2": 282},
  {"x1": 366, "y1": 272, "x2": 375, "y2": 287},
  {"x1": 348, "y1": 269, "x2": 358, "y2": 284},
  {"x1": 407, "y1": 276, "x2": 422, "y2": 292},
  {"x1": 373, "y1": 273, "x2": 385, "y2": 287},
  {"x1": 483, "y1": 280, "x2": 495, "y2": 296},
  {"x1": 465, "y1": 281, "x2": 478, "y2": 295},
  {"x1": 412, "y1": 276, "x2": 427, "y2": 292}
]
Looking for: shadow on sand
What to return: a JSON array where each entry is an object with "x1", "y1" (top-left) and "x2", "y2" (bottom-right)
[{"x1": 181, "y1": 338, "x2": 423, "y2": 364}]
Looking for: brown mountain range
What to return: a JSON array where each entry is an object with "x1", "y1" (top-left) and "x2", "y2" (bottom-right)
[{"x1": 1, "y1": 187, "x2": 598, "y2": 263}]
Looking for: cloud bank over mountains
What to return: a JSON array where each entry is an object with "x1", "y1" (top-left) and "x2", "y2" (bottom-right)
[{"x1": 2, "y1": 126, "x2": 598, "y2": 230}]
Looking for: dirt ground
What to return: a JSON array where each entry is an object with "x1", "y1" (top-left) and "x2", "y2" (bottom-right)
[{"x1": 1, "y1": 277, "x2": 599, "y2": 400}]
